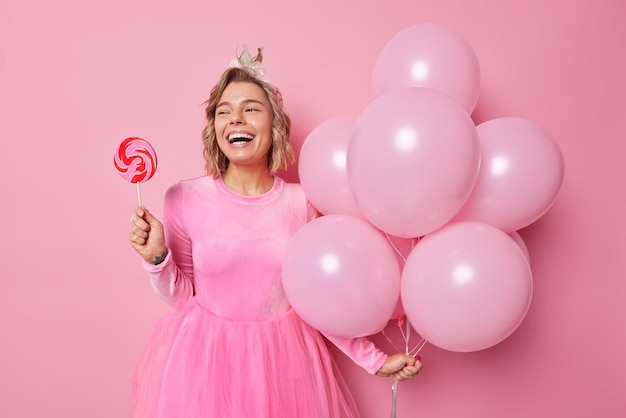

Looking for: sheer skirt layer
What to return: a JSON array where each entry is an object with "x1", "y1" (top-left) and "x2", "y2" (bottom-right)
[{"x1": 132, "y1": 297, "x2": 360, "y2": 418}]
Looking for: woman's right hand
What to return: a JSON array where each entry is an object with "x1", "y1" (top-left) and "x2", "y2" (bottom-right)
[{"x1": 129, "y1": 206, "x2": 168, "y2": 264}]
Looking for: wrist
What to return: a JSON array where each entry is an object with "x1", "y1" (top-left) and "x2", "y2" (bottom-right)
[{"x1": 151, "y1": 249, "x2": 169, "y2": 265}]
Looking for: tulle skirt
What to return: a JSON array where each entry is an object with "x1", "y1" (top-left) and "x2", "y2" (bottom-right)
[{"x1": 132, "y1": 297, "x2": 360, "y2": 417}]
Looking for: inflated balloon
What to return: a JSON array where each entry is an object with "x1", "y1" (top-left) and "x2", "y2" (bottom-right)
[
  {"x1": 347, "y1": 87, "x2": 480, "y2": 238},
  {"x1": 372, "y1": 23, "x2": 481, "y2": 113},
  {"x1": 401, "y1": 221, "x2": 533, "y2": 352},
  {"x1": 453, "y1": 117, "x2": 564, "y2": 232},
  {"x1": 282, "y1": 215, "x2": 400, "y2": 337},
  {"x1": 298, "y1": 117, "x2": 364, "y2": 219},
  {"x1": 509, "y1": 231, "x2": 530, "y2": 263}
]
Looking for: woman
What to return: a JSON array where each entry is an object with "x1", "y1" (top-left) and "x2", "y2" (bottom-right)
[{"x1": 129, "y1": 45, "x2": 421, "y2": 417}]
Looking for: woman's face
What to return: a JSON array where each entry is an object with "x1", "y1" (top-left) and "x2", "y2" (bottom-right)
[{"x1": 214, "y1": 81, "x2": 273, "y2": 171}]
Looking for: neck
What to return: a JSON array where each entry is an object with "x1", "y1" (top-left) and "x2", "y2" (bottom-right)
[{"x1": 222, "y1": 166, "x2": 274, "y2": 196}]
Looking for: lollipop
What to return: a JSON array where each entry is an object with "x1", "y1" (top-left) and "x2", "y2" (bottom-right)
[{"x1": 114, "y1": 137, "x2": 158, "y2": 206}]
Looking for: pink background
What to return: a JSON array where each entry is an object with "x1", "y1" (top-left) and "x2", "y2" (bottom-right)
[{"x1": 1, "y1": 0, "x2": 624, "y2": 417}]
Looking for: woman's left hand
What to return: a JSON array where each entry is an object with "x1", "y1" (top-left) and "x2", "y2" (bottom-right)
[{"x1": 376, "y1": 353, "x2": 422, "y2": 381}]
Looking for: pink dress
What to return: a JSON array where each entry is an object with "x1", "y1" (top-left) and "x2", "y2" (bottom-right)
[{"x1": 132, "y1": 175, "x2": 387, "y2": 418}]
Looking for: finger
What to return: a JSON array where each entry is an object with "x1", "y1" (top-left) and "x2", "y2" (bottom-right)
[
  {"x1": 132, "y1": 206, "x2": 155, "y2": 224},
  {"x1": 404, "y1": 355, "x2": 417, "y2": 367},
  {"x1": 395, "y1": 372, "x2": 413, "y2": 381},
  {"x1": 133, "y1": 205, "x2": 146, "y2": 218},
  {"x1": 129, "y1": 225, "x2": 149, "y2": 241},
  {"x1": 398, "y1": 365, "x2": 421, "y2": 380},
  {"x1": 403, "y1": 366, "x2": 418, "y2": 377},
  {"x1": 407, "y1": 362, "x2": 421, "y2": 371},
  {"x1": 141, "y1": 207, "x2": 159, "y2": 225},
  {"x1": 394, "y1": 368, "x2": 408, "y2": 380},
  {"x1": 129, "y1": 231, "x2": 147, "y2": 246},
  {"x1": 131, "y1": 224, "x2": 149, "y2": 240},
  {"x1": 131, "y1": 213, "x2": 151, "y2": 232}
]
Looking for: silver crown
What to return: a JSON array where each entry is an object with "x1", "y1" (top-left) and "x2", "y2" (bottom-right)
[{"x1": 229, "y1": 44, "x2": 264, "y2": 79}]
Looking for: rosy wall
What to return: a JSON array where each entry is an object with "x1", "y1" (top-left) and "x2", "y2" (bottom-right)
[{"x1": 1, "y1": 0, "x2": 624, "y2": 417}]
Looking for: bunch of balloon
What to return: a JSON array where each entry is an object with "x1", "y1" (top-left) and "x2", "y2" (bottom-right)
[
  {"x1": 283, "y1": 22, "x2": 564, "y2": 417},
  {"x1": 400, "y1": 116, "x2": 564, "y2": 348},
  {"x1": 289, "y1": 22, "x2": 481, "y2": 340}
]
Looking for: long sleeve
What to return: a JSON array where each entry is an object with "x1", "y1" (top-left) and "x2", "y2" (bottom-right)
[
  {"x1": 142, "y1": 182, "x2": 194, "y2": 306},
  {"x1": 323, "y1": 333, "x2": 388, "y2": 375}
]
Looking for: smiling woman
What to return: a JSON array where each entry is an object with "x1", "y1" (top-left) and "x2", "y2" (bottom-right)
[
  {"x1": 202, "y1": 57, "x2": 295, "y2": 179},
  {"x1": 213, "y1": 81, "x2": 275, "y2": 184},
  {"x1": 126, "y1": 45, "x2": 422, "y2": 417}
]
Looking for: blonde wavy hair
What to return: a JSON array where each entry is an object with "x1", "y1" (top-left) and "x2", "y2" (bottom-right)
[{"x1": 201, "y1": 67, "x2": 294, "y2": 175}]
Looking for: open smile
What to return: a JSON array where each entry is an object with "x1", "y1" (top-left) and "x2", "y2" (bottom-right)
[{"x1": 228, "y1": 132, "x2": 255, "y2": 144}]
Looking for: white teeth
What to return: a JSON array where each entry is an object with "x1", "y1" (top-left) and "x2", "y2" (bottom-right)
[{"x1": 228, "y1": 132, "x2": 254, "y2": 142}]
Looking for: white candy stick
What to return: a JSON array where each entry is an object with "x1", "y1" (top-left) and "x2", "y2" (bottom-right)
[{"x1": 137, "y1": 182, "x2": 142, "y2": 207}]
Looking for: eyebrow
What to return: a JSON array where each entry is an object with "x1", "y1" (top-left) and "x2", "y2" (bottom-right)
[{"x1": 216, "y1": 99, "x2": 267, "y2": 108}]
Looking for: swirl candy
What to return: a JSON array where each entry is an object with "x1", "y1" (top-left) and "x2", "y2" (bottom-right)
[
  {"x1": 114, "y1": 137, "x2": 157, "y2": 206},
  {"x1": 114, "y1": 137, "x2": 158, "y2": 183}
]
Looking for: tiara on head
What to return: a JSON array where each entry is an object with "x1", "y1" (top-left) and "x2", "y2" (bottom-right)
[{"x1": 229, "y1": 44, "x2": 265, "y2": 79}]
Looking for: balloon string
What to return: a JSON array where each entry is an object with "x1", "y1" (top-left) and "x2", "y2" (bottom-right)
[
  {"x1": 384, "y1": 237, "x2": 423, "y2": 418},
  {"x1": 405, "y1": 319, "x2": 411, "y2": 354},
  {"x1": 385, "y1": 234, "x2": 422, "y2": 264},
  {"x1": 385, "y1": 318, "x2": 427, "y2": 418},
  {"x1": 384, "y1": 318, "x2": 428, "y2": 356},
  {"x1": 380, "y1": 329, "x2": 403, "y2": 353},
  {"x1": 137, "y1": 182, "x2": 143, "y2": 207},
  {"x1": 397, "y1": 319, "x2": 410, "y2": 354},
  {"x1": 390, "y1": 378, "x2": 399, "y2": 418},
  {"x1": 385, "y1": 233, "x2": 407, "y2": 263},
  {"x1": 410, "y1": 338, "x2": 428, "y2": 357}
]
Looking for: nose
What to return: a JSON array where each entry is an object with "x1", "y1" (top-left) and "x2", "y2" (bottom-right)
[{"x1": 229, "y1": 110, "x2": 244, "y2": 125}]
